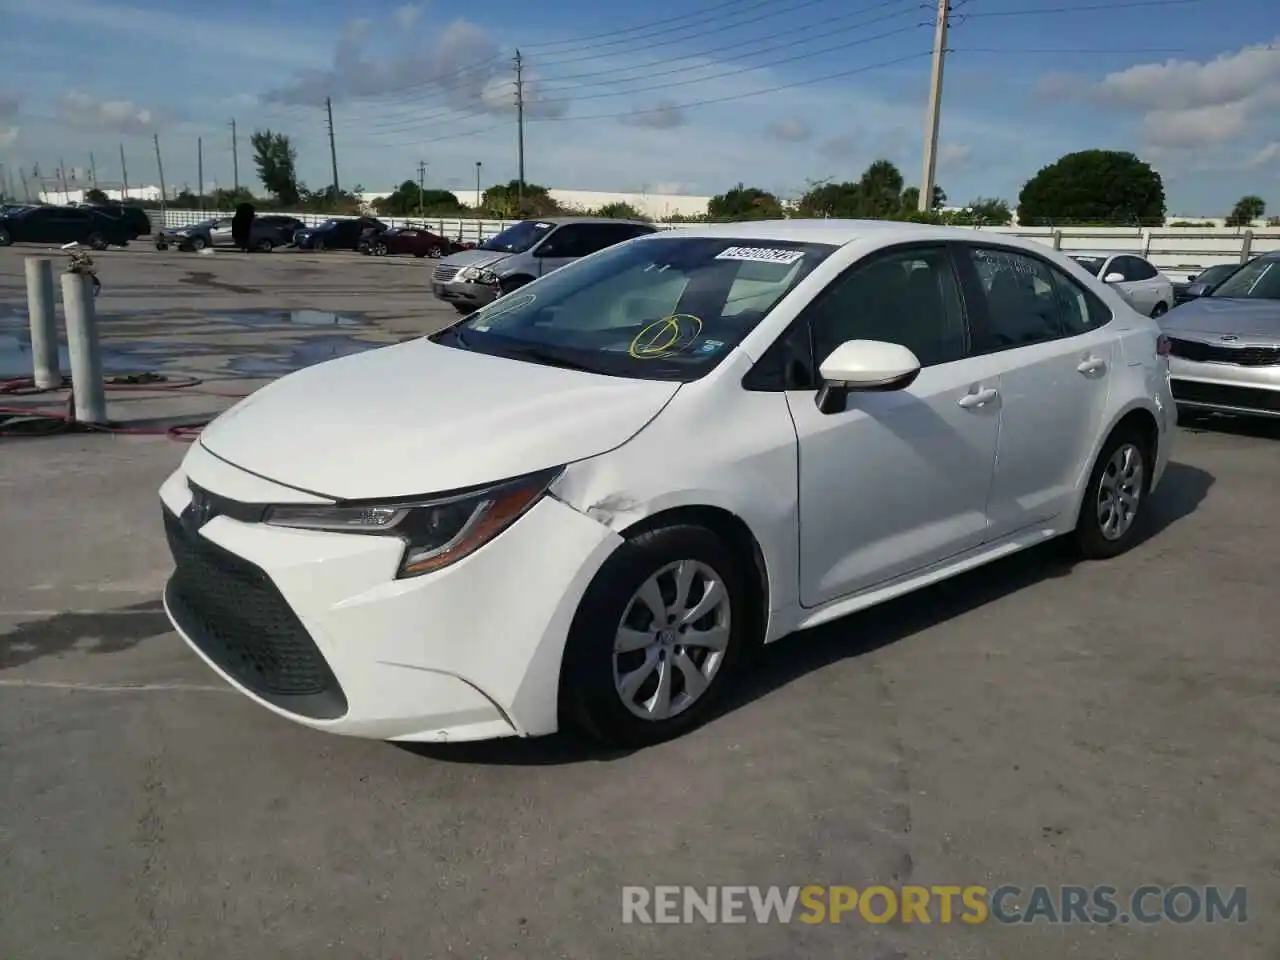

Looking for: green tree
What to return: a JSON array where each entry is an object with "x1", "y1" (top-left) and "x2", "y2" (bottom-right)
[
  {"x1": 209, "y1": 186, "x2": 257, "y2": 210},
  {"x1": 856, "y1": 159, "x2": 905, "y2": 217},
  {"x1": 944, "y1": 197, "x2": 1013, "y2": 226},
  {"x1": 1225, "y1": 194, "x2": 1265, "y2": 227},
  {"x1": 708, "y1": 183, "x2": 783, "y2": 220},
  {"x1": 250, "y1": 129, "x2": 301, "y2": 206},
  {"x1": 594, "y1": 201, "x2": 645, "y2": 219},
  {"x1": 374, "y1": 181, "x2": 467, "y2": 217},
  {"x1": 481, "y1": 180, "x2": 559, "y2": 217},
  {"x1": 900, "y1": 185, "x2": 946, "y2": 213},
  {"x1": 1017, "y1": 149, "x2": 1165, "y2": 226},
  {"x1": 84, "y1": 187, "x2": 110, "y2": 204},
  {"x1": 796, "y1": 180, "x2": 863, "y2": 218}
]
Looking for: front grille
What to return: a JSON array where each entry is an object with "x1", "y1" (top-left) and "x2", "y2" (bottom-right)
[
  {"x1": 1168, "y1": 337, "x2": 1280, "y2": 366},
  {"x1": 432, "y1": 264, "x2": 460, "y2": 283},
  {"x1": 163, "y1": 507, "x2": 347, "y2": 719},
  {"x1": 1171, "y1": 379, "x2": 1280, "y2": 414}
]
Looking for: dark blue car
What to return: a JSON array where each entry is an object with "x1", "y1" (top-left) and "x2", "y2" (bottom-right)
[{"x1": 293, "y1": 216, "x2": 387, "y2": 251}]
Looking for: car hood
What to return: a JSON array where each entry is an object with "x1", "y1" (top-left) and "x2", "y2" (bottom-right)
[
  {"x1": 1161, "y1": 297, "x2": 1280, "y2": 342},
  {"x1": 437, "y1": 248, "x2": 513, "y2": 271},
  {"x1": 198, "y1": 338, "x2": 680, "y2": 500}
]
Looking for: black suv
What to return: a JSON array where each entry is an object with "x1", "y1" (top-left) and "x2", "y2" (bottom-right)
[
  {"x1": 0, "y1": 205, "x2": 133, "y2": 249},
  {"x1": 81, "y1": 203, "x2": 152, "y2": 240}
]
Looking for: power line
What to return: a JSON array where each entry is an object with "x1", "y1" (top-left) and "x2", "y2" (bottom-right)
[{"x1": 961, "y1": 0, "x2": 1203, "y2": 17}]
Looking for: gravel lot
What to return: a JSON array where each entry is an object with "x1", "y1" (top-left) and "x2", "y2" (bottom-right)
[{"x1": 1, "y1": 244, "x2": 1277, "y2": 959}]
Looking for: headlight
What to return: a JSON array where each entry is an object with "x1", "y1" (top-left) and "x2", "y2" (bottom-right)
[
  {"x1": 262, "y1": 468, "x2": 560, "y2": 578},
  {"x1": 458, "y1": 266, "x2": 500, "y2": 285}
]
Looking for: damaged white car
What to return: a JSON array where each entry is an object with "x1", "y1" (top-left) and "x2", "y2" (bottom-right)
[{"x1": 159, "y1": 220, "x2": 1174, "y2": 747}]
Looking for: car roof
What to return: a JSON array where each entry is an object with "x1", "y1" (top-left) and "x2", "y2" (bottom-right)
[
  {"x1": 652, "y1": 218, "x2": 1079, "y2": 255},
  {"x1": 531, "y1": 216, "x2": 654, "y2": 226}
]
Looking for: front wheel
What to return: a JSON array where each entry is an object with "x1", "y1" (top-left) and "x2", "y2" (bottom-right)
[
  {"x1": 189, "y1": 235, "x2": 207, "y2": 251},
  {"x1": 1070, "y1": 426, "x2": 1150, "y2": 560},
  {"x1": 373, "y1": 242, "x2": 388, "y2": 256},
  {"x1": 561, "y1": 524, "x2": 751, "y2": 748},
  {"x1": 1151, "y1": 302, "x2": 1169, "y2": 318},
  {"x1": 313, "y1": 238, "x2": 326, "y2": 252},
  {"x1": 0, "y1": 226, "x2": 13, "y2": 246},
  {"x1": 428, "y1": 246, "x2": 443, "y2": 259},
  {"x1": 87, "y1": 233, "x2": 108, "y2": 251}
]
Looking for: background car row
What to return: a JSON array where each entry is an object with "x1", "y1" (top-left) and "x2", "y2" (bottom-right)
[{"x1": 0, "y1": 201, "x2": 149, "y2": 248}]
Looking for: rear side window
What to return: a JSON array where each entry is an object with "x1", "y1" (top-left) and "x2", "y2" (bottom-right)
[
  {"x1": 1121, "y1": 256, "x2": 1158, "y2": 281},
  {"x1": 962, "y1": 246, "x2": 1110, "y2": 348}
]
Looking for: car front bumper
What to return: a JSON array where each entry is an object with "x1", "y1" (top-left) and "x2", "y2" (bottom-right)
[
  {"x1": 158, "y1": 442, "x2": 622, "y2": 742},
  {"x1": 1168, "y1": 355, "x2": 1280, "y2": 419},
  {"x1": 431, "y1": 278, "x2": 500, "y2": 309}
]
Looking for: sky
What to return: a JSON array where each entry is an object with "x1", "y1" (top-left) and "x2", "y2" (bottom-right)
[{"x1": 0, "y1": 0, "x2": 1276, "y2": 214}]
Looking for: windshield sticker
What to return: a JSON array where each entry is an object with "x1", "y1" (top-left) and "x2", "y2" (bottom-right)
[
  {"x1": 696, "y1": 339, "x2": 725, "y2": 355},
  {"x1": 472, "y1": 292, "x2": 536, "y2": 326},
  {"x1": 715, "y1": 246, "x2": 805, "y2": 265},
  {"x1": 629, "y1": 314, "x2": 704, "y2": 359},
  {"x1": 535, "y1": 222, "x2": 551, "y2": 229}
]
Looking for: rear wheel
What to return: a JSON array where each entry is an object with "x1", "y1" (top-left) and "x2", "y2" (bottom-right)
[
  {"x1": 373, "y1": 241, "x2": 388, "y2": 256},
  {"x1": 254, "y1": 238, "x2": 274, "y2": 253},
  {"x1": 1070, "y1": 425, "x2": 1151, "y2": 560},
  {"x1": 562, "y1": 524, "x2": 750, "y2": 748},
  {"x1": 313, "y1": 238, "x2": 326, "y2": 251},
  {"x1": 0, "y1": 226, "x2": 13, "y2": 246},
  {"x1": 428, "y1": 246, "x2": 443, "y2": 259},
  {"x1": 155, "y1": 240, "x2": 168, "y2": 251}
]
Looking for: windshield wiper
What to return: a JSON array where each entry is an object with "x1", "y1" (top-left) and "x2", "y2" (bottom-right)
[{"x1": 505, "y1": 345, "x2": 600, "y2": 373}]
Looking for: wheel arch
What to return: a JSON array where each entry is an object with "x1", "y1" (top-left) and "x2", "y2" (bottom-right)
[{"x1": 1069, "y1": 403, "x2": 1161, "y2": 528}]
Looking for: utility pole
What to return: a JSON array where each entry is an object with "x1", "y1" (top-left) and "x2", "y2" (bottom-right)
[
  {"x1": 153, "y1": 133, "x2": 168, "y2": 215},
  {"x1": 19, "y1": 166, "x2": 31, "y2": 201},
  {"x1": 325, "y1": 96, "x2": 340, "y2": 202},
  {"x1": 514, "y1": 50, "x2": 525, "y2": 207},
  {"x1": 918, "y1": 0, "x2": 950, "y2": 214},
  {"x1": 57, "y1": 158, "x2": 69, "y2": 200},
  {"x1": 197, "y1": 136, "x2": 204, "y2": 211},
  {"x1": 475, "y1": 161, "x2": 482, "y2": 209},
  {"x1": 119, "y1": 144, "x2": 130, "y2": 200},
  {"x1": 89, "y1": 153, "x2": 98, "y2": 189},
  {"x1": 417, "y1": 160, "x2": 426, "y2": 217},
  {"x1": 230, "y1": 119, "x2": 239, "y2": 193}
]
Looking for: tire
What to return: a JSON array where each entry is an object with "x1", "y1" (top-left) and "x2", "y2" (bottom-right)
[
  {"x1": 314, "y1": 238, "x2": 326, "y2": 252},
  {"x1": 189, "y1": 235, "x2": 207, "y2": 251},
  {"x1": 413, "y1": 250, "x2": 427, "y2": 258},
  {"x1": 1070, "y1": 425, "x2": 1151, "y2": 560},
  {"x1": 0, "y1": 227, "x2": 13, "y2": 246},
  {"x1": 1151, "y1": 301, "x2": 1169, "y2": 318},
  {"x1": 561, "y1": 524, "x2": 751, "y2": 748},
  {"x1": 255, "y1": 238, "x2": 274, "y2": 253},
  {"x1": 428, "y1": 246, "x2": 443, "y2": 259},
  {"x1": 155, "y1": 241, "x2": 168, "y2": 251},
  {"x1": 87, "y1": 233, "x2": 108, "y2": 251},
  {"x1": 373, "y1": 242, "x2": 388, "y2": 256}
]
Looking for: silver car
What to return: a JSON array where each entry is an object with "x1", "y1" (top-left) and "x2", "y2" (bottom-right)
[
  {"x1": 431, "y1": 216, "x2": 657, "y2": 313},
  {"x1": 1069, "y1": 251, "x2": 1175, "y2": 318},
  {"x1": 1159, "y1": 252, "x2": 1280, "y2": 419}
]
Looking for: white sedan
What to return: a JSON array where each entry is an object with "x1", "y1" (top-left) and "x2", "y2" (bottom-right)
[
  {"x1": 159, "y1": 220, "x2": 1175, "y2": 748},
  {"x1": 1068, "y1": 251, "x2": 1175, "y2": 318}
]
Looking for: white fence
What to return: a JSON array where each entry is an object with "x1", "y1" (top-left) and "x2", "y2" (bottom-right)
[{"x1": 150, "y1": 209, "x2": 1279, "y2": 280}]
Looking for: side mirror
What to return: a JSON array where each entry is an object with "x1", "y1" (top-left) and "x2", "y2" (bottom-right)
[
  {"x1": 1186, "y1": 273, "x2": 1198, "y2": 283},
  {"x1": 1103, "y1": 272, "x2": 1125, "y2": 284},
  {"x1": 815, "y1": 340, "x2": 921, "y2": 415},
  {"x1": 1184, "y1": 282, "x2": 1209, "y2": 298}
]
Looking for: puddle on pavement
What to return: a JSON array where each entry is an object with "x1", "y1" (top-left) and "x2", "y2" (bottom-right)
[
  {"x1": 203, "y1": 308, "x2": 366, "y2": 328},
  {"x1": 0, "y1": 306, "x2": 383, "y2": 380},
  {"x1": 0, "y1": 333, "x2": 143, "y2": 379}
]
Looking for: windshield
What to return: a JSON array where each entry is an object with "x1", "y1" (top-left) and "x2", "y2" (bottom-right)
[
  {"x1": 319, "y1": 219, "x2": 341, "y2": 229},
  {"x1": 1069, "y1": 255, "x2": 1106, "y2": 277},
  {"x1": 1210, "y1": 257, "x2": 1280, "y2": 299},
  {"x1": 440, "y1": 235, "x2": 836, "y2": 381},
  {"x1": 478, "y1": 219, "x2": 555, "y2": 253},
  {"x1": 1193, "y1": 263, "x2": 1238, "y2": 287}
]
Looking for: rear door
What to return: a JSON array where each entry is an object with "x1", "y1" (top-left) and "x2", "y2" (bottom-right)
[{"x1": 955, "y1": 243, "x2": 1117, "y2": 535}]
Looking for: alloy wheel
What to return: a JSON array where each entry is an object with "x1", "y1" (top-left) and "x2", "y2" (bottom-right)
[
  {"x1": 1096, "y1": 442, "x2": 1144, "y2": 541},
  {"x1": 612, "y1": 559, "x2": 731, "y2": 722}
]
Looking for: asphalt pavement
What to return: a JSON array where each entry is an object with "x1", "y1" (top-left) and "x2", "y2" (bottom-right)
[{"x1": 1, "y1": 244, "x2": 1277, "y2": 959}]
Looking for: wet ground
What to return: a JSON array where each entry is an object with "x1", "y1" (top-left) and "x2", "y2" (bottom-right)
[{"x1": 2, "y1": 244, "x2": 1279, "y2": 960}]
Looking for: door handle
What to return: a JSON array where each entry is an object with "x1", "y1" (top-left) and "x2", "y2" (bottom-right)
[
  {"x1": 1077, "y1": 357, "x2": 1107, "y2": 375},
  {"x1": 957, "y1": 387, "x2": 999, "y2": 409}
]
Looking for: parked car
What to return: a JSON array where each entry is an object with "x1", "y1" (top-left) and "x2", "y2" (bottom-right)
[
  {"x1": 293, "y1": 216, "x2": 387, "y2": 251},
  {"x1": 82, "y1": 202, "x2": 152, "y2": 240},
  {"x1": 156, "y1": 214, "x2": 306, "y2": 252},
  {"x1": 0, "y1": 204, "x2": 132, "y2": 249},
  {"x1": 431, "y1": 216, "x2": 657, "y2": 313},
  {"x1": 1172, "y1": 261, "x2": 1246, "y2": 305},
  {"x1": 158, "y1": 220, "x2": 1173, "y2": 748},
  {"x1": 1068, "y1": 251, "x2": 1174, "y2": 317},
  {"x1": 360, "y1": 226, "x2": 461, "y2": 258},
  {"x1": 1159, "y1": 251, "x2": 1280, "y2": 420}
]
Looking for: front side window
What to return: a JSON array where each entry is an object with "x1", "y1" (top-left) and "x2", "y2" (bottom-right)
[
  {"x1": 437, "y1": 236, "x2": 837, "y2": 381},
  {"x1": 1124, "y1": 257, "x2": 1158, "y2": 281},
  {"x1": 478, "y1": 219, "x2": 555, "y2": 254},
  {"x1": 806, "y1": 246, "x2": 968, "y2": 368},
  {"x1": 1210, "y1": 257, "x2": 1280, "y2": 300}
]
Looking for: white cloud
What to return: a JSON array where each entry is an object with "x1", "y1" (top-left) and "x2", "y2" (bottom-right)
[
  {"x1": 618, "y1": 101, "x2": 687, "y2": 130},
  {"x1": 764, "y1": 118, "x2": 811, "y2": 142},
  {"x1": 1140, "y1": 101, "x2": 1250, "y2": 149},
  {"x1": 394, "y1": 4, "x2": 422, "y2": 31},
  {"x1": 938, "y1": 143, "x2": 972, "y2": 166},
  {"x1": 58, "y1": 89, "x2": 154, "y2": 133},
  {"x1": 1249, "y1": 142, "x2": 1280, "y2": 168},
  {"x1": 0, "y1": 126, "x2": 18, "y2": 148}
]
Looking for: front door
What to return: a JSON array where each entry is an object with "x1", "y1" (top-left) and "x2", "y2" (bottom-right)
[
  {"x1": 531, "y1": 223, "x2": 591, "y2": 276},
  {"x1": 955, "y1": 244, "x2": 1116, "y2": 534},
  {"x1": 788, "y1": 244, "x2": 1002, "y2": 607},
  {"x1": 209, "y1": 217, "x2": 235, "y2": 246}
]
